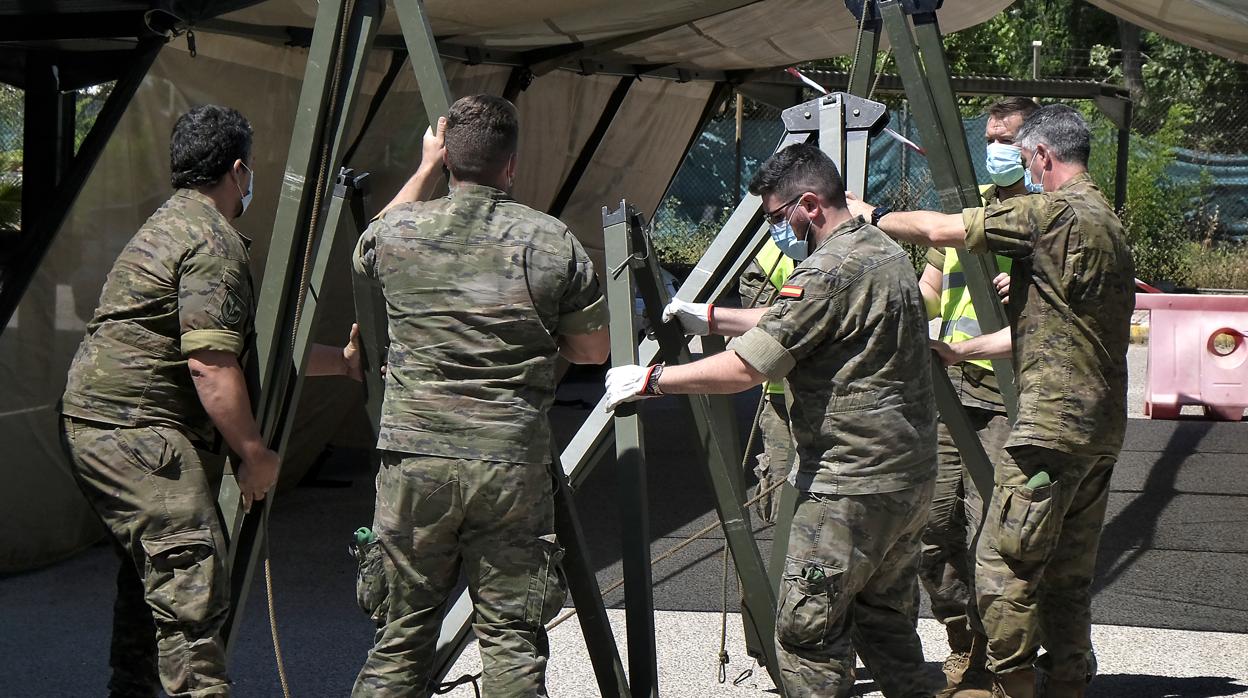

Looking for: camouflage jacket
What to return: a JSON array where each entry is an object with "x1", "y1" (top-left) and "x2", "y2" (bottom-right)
[
  {"x1": 353, "y1": 183, "x2": 606, "y2": 465},
  {"x1": 962, "y1": 172, "x2": 1134, "y2": 457},
  {"x1": 732, "y1": 216, "x2": 937, "y2": 495},
  {"x1": 61, "y1": 189, "x2": 255, "y2": 444}
]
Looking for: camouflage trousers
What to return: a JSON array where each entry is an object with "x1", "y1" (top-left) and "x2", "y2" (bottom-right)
[
  {"x1": 60, "y1": 417, "x2": 230, "y2": 698},
  {"x1": 920, "y1": 406, "x2": 1009, "y2": 646},
  {"x1": 976, "y1": 445, "x2": 1116, "y2": 683},
  {"x1": 753, "y1": 392, "x2": 793, "y2": 523},
  {"x1": 776, "y1": 482, "x2": 935, "y2": 698},
  {"x1": 352, "y1": 452, "x2": 567, "y2": 698}
]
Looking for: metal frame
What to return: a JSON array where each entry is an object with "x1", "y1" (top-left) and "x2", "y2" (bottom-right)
[
  {"x1": 0, "y1": 38, "x2": 163, "y2": 333},
  {"x1": 604, "y1": 209, "x2": 659, "y2": 696},
  {"x1": 220, "y1": 0, "x2": 385, "y2": 648}
]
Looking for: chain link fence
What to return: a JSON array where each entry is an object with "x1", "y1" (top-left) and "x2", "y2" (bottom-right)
[
  {"x1": 654, "y1": 87, "x2": 1248, "y2": 289},
  {"x1": 0, "y1": 82, "x2": 115, "y2": 234}
]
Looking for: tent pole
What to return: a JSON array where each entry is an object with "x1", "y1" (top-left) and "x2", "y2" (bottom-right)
[
  {"x1": 879, "y1": 0, "x2": 1006, "y2": 504},
  {"x1": 0, "y1": 39, "x2": 162, "y2": 335},
  {"x1": 220, "y1": 0, "x2": 383, "y2": 650},
  {"x1": 605, "y1": 204, "x2": 660, "y2": 697}
]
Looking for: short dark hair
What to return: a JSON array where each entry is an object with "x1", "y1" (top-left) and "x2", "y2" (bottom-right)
[
  {"x1": 1017, "y1": 103, "x2": 1091, "y2": 166},
  {"x1": 445, "y1": 95, "x2": 519, "y2": 183},
  {"x1": 987, "y1": 96, "x2": 1040, "y2": 121},
  {"x1": 747, "y1": 143, "x2": 847, "y2": 209},
  {"x1": 170, "y1": 105, "x2": 252, "y2": 189}
]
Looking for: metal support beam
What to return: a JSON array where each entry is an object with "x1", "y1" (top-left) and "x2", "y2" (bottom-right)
[
  {"x1": 0, "y1": 39, "x2": 162, "y2": 335},
  {"x1": 1113, "y1": 100, "x2": 1132, "y2": 213},
  {"x1": 393, "y1": 0, "x2": 452, "y2": 125},
  {"x1": 220, "y1": 0, "x2": 382, "y2": 649},
  {"x1": 608, "y1": 201, "x2": 787, "y2": 692},
  {"x1": 879, "y1": 0, "x2": 1019, "y2": 421},
  {"x1": 548, "y1": 76, "x2": 634, "y2": 218},
  {"x1": 846, "y1": 1, "x2": 882, "y2": 98},
  {"x1": 604, "y1": 206, "x2": 659, "y2": 697},
  {"x1": 551, "y1": 456, "x2": 632, "y2": 698}
]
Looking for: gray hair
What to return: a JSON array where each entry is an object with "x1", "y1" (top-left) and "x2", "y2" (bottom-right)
[{"x1": 1016, "y1": 104, "x2": 1090, "y2": 166}]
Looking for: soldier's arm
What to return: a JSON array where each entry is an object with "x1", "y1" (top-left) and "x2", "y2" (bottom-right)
[
  {"x1": 931, "y1": 326, "x2": 1012, "y2": 365},
  {"x1": 654, "y1": 350, "x2": 767, "y2": 395},
  {"x1": 919, "y1": 262, "x2": 943, "y2": 320},
  {"x1": 188, "y1": 350, "x2": 278, "y2": 509},
  {"x1": 305, "y1": 323, "x2": 363, "y2": 380},
  {"x1": 708, "y1": 306, "x2": 770, "y2": 337},
  {"x1": 560, "y1": 327, "x2": 610, "y2": 365},
  {"x1": 846, "y1": 192, "x2": 968, "y2": 247}
]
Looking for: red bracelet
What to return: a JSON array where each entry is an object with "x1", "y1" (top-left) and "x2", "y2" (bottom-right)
[{"x1": 707, "y1": 304, "x2": 716, "y2": 334}]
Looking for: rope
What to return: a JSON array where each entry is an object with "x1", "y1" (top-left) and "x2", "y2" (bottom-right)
[
  {"x1": 264, "y1": 543, "x2": 293, "y2": 698},
  {"x1": 868, "y1": 48, "x2": 892, "y2": 101},
  {"x1": 716, "y1": 542, "x2": 732, "y2": 683},
  {"x1": 544, "y1": 476, "x2": 787, "y2": 633},
  {"x1": 846, "y1": 0, "x2": 871, "y2": 93}
]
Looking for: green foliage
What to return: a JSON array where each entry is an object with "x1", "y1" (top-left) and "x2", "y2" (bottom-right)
[
  {"x1": 0, "y1": 150, "x2": 18, "y2": 233},
  {"x1": 650, "y1": 196, "x2": 729, "y2": 277}
]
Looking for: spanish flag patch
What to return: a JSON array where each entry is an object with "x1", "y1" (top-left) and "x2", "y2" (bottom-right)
[{"x1": 779, "y1": 284, "x2": 804, "y2": 299}]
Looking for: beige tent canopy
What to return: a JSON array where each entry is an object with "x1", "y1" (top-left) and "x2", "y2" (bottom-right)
[
  {"x1": 1, "y1": 0, "x2": 1023, "y2": 572},
  {"x1": 1087, "y1": 0, "x2": 1248, "y2": 63}
]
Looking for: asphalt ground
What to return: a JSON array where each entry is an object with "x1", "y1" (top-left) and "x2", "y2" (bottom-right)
[{"x1": 2, "y1": 344, "x2": 1246, "y2": 696}]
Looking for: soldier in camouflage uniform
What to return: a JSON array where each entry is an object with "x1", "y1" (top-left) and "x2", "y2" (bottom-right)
[
  {"x1": 916, "y1": 97, "x2": 1038, "y2": 695},
  {"x1": 350, "y1": 95, "x2": 610, "y2": 698},
  {"x1": 60, "y1": 105, "x2": 360, "y2": 698},
  {"x1": 736, "y1": 239, "x2": 795, "y2": 522},
  {"x1": 608, "y1": 143, "x2": 938, "y2": 698},
  {"x1": 852, "y1": 104, "x2": 1135, "y2": 698}
]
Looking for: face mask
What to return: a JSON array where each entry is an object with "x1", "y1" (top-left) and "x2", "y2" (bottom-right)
[
  {"x1": 237, "y1": 162, "x2": 255, "y2": 214},
  {"x1": 1024, "y1": 152, "x2": 1045, "y2": 193},
  {"x1": 985, "y1": 142, "x2": 1024, "y2": 187},
  {"x1": 769, "y1": 219, "x2": 809, "y2": 261}
]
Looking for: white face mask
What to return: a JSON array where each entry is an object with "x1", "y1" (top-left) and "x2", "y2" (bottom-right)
[{"x1": 237, "y1": 162, "x2": 255, "y2": 214}]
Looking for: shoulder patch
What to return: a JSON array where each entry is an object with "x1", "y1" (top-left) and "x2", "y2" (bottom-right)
[{"x1": 778, "y1": 284, "x2": 804, "y2": 299}]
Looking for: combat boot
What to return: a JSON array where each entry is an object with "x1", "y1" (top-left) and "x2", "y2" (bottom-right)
[
  {"x1": 992, "y1": 669, "x2": 1037, "y2": 698},
  {"x1": 940, "y1": 621, "x2": 975, "y2": 687},
  {"x1": 938, "y1": 627, "x2": 991, "y2": 697},
  {"x1": 948, "y1": 668, "x2": 1035, "y2": 698}
]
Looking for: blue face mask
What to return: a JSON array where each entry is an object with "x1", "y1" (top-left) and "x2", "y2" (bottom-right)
[
  {"x1": 985, "y1": 142, "x2": 1024, "y2": 187},
  {"x1": 1024, "y1": 152, "x2": 1045, "y2": 193},
  {"x1": 769, "y1": 205, "x2": 811, "y2": 261}
]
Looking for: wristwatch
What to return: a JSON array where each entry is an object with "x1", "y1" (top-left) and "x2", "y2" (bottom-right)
[
  {"x1": 643, "y1": 364, "x2": 665, "y2": 396},
  {"x1": 870, "y1": 205, "x2": 893, "y2": 227}
]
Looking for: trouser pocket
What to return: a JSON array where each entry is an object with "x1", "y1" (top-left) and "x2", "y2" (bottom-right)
[
  {"x1": 352, "y1": 530, "x2": 389, "y2": 624},
  {"x1": 993, "y1": 481, "x2": 1061, "y2": 561},
  {"x1": 140, "y1": 527, "x2": 226, "y2": 627},
  {"x1": 776, "y1": 560, "x2": 842, "y2": 648},
  {"x1": 524, "y1": 534, "x2": 567, "y2": 626}
]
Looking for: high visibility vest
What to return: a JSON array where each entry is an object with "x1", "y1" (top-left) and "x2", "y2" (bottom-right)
[
  {"x1": 753, "y1": 240, "x2": 794, "y2": 395},
  {"x1": 939, "y1": 249, "x2": 1012, "y2": 370}
]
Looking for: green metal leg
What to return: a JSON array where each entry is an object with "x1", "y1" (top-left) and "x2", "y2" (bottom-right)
[
  {"x1": 879, "y1": 0, "x2": 1018, "y2": 420},
  {"x1": 604, "y1": 205, "x2": 659, "y2": 697},
  {"x1": 220, "y1": 0, "x2": 382, "y2": 650}
]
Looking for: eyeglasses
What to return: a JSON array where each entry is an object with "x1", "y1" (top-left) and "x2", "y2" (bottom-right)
[{"x1": 763, "y1": 194, "x2": 803, "y2": 226}]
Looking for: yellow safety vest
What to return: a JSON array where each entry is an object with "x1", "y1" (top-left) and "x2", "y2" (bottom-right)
[
  {"x1": 753, "y1": 240, "x2": 794, "y2": 395},
  {"x1": 939, "y1": 249, "x2": 1012, "y2": 371}
]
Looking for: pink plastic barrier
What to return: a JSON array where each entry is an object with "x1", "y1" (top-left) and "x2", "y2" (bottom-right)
[{"x1": 1136, "y1": 293, "x2": 1248, "y2": 420}]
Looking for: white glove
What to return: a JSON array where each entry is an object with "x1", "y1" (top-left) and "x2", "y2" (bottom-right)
[
  {"x1": 662, "y1": 299, "x2": 714, "y2": 336},
  {"x1": 604, "y1": 364, "x2": 660, "y2": 412}
]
